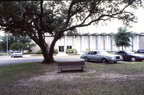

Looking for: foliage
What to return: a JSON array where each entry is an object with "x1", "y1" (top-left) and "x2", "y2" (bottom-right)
[
  {"x1": 0, "y1": 35, "x2": 36, "y2": 52},
  {"x1": 35, "y1": 49, "x2": 42, "y2": 54},
  {"x1": 10, "y1": 43, "x2": 23, "y2": 51},
  {"x1": 54, "y1": 49, "x2": 58, "y2": 54},
  {"x1": 0, "y1": 0, "x2": 143, "y2": 63},
  {"x1": 113, "y1": 27, "x2": 135, "y2": 50},
  {"x1": 0, "y1": 45, "x2": 2, "y2": 50},
  {"x1": 66, "y1": 49, "x2": 77, "y2": 54}
]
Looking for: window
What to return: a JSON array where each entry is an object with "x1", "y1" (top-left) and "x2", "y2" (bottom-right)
[
  {"x1": 138, "y1": 50, "x2": 144, "y2": 53},
  {"x1": 91, "y1": 51, "x2": 97, "y2": 55},
  {"x1": 67, "y1": 46, "x2": 72, "y2": 49},
  {"x1": 118, "y1": 51, "x2": 125, "y2": 54},
  {"x1": 59, "y1": 46, "x2": 64, "y2": 52}
]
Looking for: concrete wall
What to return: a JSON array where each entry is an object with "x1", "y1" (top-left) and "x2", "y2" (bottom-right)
[{"x1": 31, "y1": 36, "x2": 55, "y2": 53}]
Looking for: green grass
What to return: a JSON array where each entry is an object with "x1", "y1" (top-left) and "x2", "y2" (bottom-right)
[{"x1": 0, "y1": 62, "x2": 144, "y2": 95}]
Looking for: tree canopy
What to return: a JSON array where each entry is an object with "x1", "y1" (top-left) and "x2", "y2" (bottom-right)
[
  {"x1": 113, "y1": 27, "x2": 135, "y2": 50},
  {"x1": 0, "y1": 0, "x2": 143, "y2": 63}
]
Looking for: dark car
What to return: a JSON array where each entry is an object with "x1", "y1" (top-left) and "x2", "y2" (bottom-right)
[
  {"x1": 135, "y1": 49, "x2": 144, "y2": 54},
  {"x1": 113, "y1": 50, "x2": 144, "y2": 62}
]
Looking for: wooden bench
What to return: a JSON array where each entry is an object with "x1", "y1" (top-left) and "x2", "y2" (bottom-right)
[{"x1": 58, "y1": 61, "x2": 86, "y2": 72}]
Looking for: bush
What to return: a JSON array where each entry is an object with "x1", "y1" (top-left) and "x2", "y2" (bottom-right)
[
  {"x1": 23, "y1": 51, "x2": 33, "y2": 54},
  {"x1": 35, "y1": 49, "x2": 42, "y2": 54},
  {"x1": 54, "y1": 49, "x2": 58, "y2": 54},
  {"x1": 66, "y1": 49, "x2": 77, "y2": 54},
  {"x1": 35, "y1": 49, "x2": 58, "y2": 54}
]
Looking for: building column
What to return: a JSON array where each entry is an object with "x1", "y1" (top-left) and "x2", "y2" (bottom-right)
[
  {"x1": 72, "y1": 36, "x2": 74, "y2": 49},
  {"x1": 137, "y1": 35, "x2": 140, "y2": 50},
  {"x1": 103, "y1": 36, "x2": 105, "y2": 50},
  {"x1": 88, "y1": 35, "x2": 90, "y2": 51},
  {"x1": 80, "y1": 36, "x2": 82, "y2": 51},
  {"x1": 110, "y1": 36, "x2": 113, "y2": 51},
  {"x1": 106, "y1": 35, "x2": 109, "y2": 51},
  {"x1": 95, "y1": 36, "x2": 98, "y2": 50},
  {"x1": 64, "y1": 35, "x2": 66, "y2": 52},
  {"x1": 98, "y1": 35, "x2": 101, "y2": 50}
]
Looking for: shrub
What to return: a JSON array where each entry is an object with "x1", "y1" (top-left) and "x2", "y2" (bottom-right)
[
  {"x1": 23, "y1": 51, "x2": 33, "y2": 54},
  {"x1": 66, "y1": 49, "x2": 77, "y2": 54},
  {"x1": 54, "y1": 49, "x2": 58, "y2": 54},
  {"x1": 35, "y1": 49, "x2": 58, "y2": 54},
  {"x1": 35, "y1": 49, "x2": 42, "y2": 54}
]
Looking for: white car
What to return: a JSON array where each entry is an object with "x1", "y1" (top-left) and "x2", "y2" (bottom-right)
[
  {"x1": 80, "y1": 50, "x2": 123, "y2": 63},
  {"x1": 11, "y1": 51, "x2": 23, "y2": 58}
]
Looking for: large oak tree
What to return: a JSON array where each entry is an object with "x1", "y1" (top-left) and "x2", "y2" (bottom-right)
[{"x1": 0, "y1": 0, "x2": 143, "y2": 63}]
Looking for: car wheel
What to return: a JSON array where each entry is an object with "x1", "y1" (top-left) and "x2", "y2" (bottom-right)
[
  {"x1": 131, "y1": 57, "x2": 136, "y2": 62},
  {"x1": 114, "y1": 61, "x2": 117, "y2": 63},
  {"x1": 85, "y1": 57, "x2": 89, "y2": 62},
  {"x1": 101, "y1": 58, "x2": 107, "y2": 63}
]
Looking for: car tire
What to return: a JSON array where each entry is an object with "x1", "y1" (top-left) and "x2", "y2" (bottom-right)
[
  {"x1": 114, "y1": 61, "x2": 117, "y2": 63},
  {"x1": 101, "y1": 58, "x2": 107, "y2": 63},
  {"x1": 85, "y1": 57, "x2": 89, "y2": 62},
  {"x1": 131, "y1": 57, "x2": 136, "y2": 62}
]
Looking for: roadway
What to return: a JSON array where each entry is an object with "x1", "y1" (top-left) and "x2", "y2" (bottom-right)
[{"x1": 0, "y1": 55, "x2": 84, "y2": 66}]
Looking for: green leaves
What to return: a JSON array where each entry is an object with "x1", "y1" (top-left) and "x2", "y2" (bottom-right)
[{"x1": 113, "y1": 27, "x2": 135, "y2": 49}]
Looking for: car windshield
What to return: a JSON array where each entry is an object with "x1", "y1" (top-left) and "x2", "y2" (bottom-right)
[
  {"x1": 98, "y1": 51, "x2": 109, "y2": 54},
  {"x1": 13, "y1": 51, "x2": 21, "y2": 53},
  {"x1": 125, "y1": 51, "x2": 134, "y2": 54},
  {"x1": 138, "y1": 50, "x2": 144, "y2": 53}
]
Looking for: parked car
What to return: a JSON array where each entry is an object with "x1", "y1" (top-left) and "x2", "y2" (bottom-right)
[
  {"x1": 135, "y1": 49, "x2": 144, "y2": 54},
  {"x1": 80, "y1": 50, "x2": 123, "y2": 63},
  {"x1": 113, "y1": 50, "x2": 144, "y2": 62},
  {"x1": 11, "y1": 51, "x2": 23, "y2": 58}
]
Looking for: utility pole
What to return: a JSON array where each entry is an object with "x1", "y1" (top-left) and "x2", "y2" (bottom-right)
[{"x1": 6, "y1": 33, "x2": 9, "y2": 55}]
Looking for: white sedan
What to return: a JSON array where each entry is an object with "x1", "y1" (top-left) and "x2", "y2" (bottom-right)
[
  {"x1": 11, "y1": 51, "x2": 23, "y2": 58},
  {"x1": 80, "y1": 50, "x2": 123, "y2": 63}
]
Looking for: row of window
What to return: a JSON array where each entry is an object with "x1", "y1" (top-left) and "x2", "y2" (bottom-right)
[{"x1": 59, "y1": 46, "x2": 72, "y2": 52}]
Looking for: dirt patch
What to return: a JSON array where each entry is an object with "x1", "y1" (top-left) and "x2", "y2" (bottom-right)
[
  {"x1": 16, "y1": 70, "x2": 144, "y2": 87},
  {"x1": 98, "y1": 73, "x2": 144, "y2": 81},
  {"x1": 28, "y1": 70, "x2": 96, "y2": 82}
]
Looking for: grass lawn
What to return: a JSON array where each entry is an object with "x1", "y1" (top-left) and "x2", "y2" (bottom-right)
[{"x1": 0, "y1": 62, "x2": 144, "y2": 95}]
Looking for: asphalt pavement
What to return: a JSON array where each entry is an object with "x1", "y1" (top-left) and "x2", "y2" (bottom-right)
[{"x1": 0, "y1": 54, "x2": 84, "y2": 66}]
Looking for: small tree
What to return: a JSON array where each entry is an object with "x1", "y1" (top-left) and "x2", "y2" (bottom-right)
[
  {"x1": 10, "y1": 43, "x2": 23, "y2": 51},
  {"x1": 0, "y1": 46, "x2": 2, "y2": 51},
  {"x1": 0, "y1": 35, "x2": 36, "y2": 52},
  {"x1": 113, "y1": 27, "x2": 135, "y2": 50}
]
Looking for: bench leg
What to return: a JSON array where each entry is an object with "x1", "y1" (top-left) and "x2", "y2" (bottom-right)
[
  {"x1": 81, "y1": 67, "x2": 83, "y2": 71},
  {"x1": 61, "y1": 68, "x2": 63, "y2": 72}
]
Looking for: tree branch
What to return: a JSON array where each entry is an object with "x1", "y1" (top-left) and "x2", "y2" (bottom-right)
[{"x1": 63, "y1": 1, "x2": 133, "y2": 32}]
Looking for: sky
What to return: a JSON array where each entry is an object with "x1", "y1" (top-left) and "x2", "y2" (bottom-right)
[
  {"x1": 78, "y1": 7, "x2": 144, "y2": 34},
  {"x1": 0, "y1": 7, "x2": 144, "y2": 36}
]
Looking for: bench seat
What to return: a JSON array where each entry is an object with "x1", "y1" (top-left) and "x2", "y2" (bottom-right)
[{"x1": 58, "y1": 61, "x2": 86, "y2": 72}]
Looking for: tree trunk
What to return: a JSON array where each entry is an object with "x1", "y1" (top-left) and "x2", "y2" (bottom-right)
[
  {"x1": 40, "y1": 37, "x2": 59, "y2": 64},
  {"x1": 39, "y1": 44, "x2": 52, "y2": 64},
  {"x1": 48, "y1": 37, "x2": 59, "y2": 62},
  {"x1": 122, "y1": 46, "x2": 124, "y2": 50}
]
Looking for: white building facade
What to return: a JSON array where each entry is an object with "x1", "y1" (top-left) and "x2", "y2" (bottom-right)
[
  {"x1": 32, "y1": 33, "x2": 144, "y2": 53},
  {"x1": 56, "y1": 33, "x2": 144, "y2": 53}
]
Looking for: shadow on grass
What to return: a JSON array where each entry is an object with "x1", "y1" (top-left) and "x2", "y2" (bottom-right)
[{"x1": 58, "y1": 69, "x2": 87, "y2": 73}]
